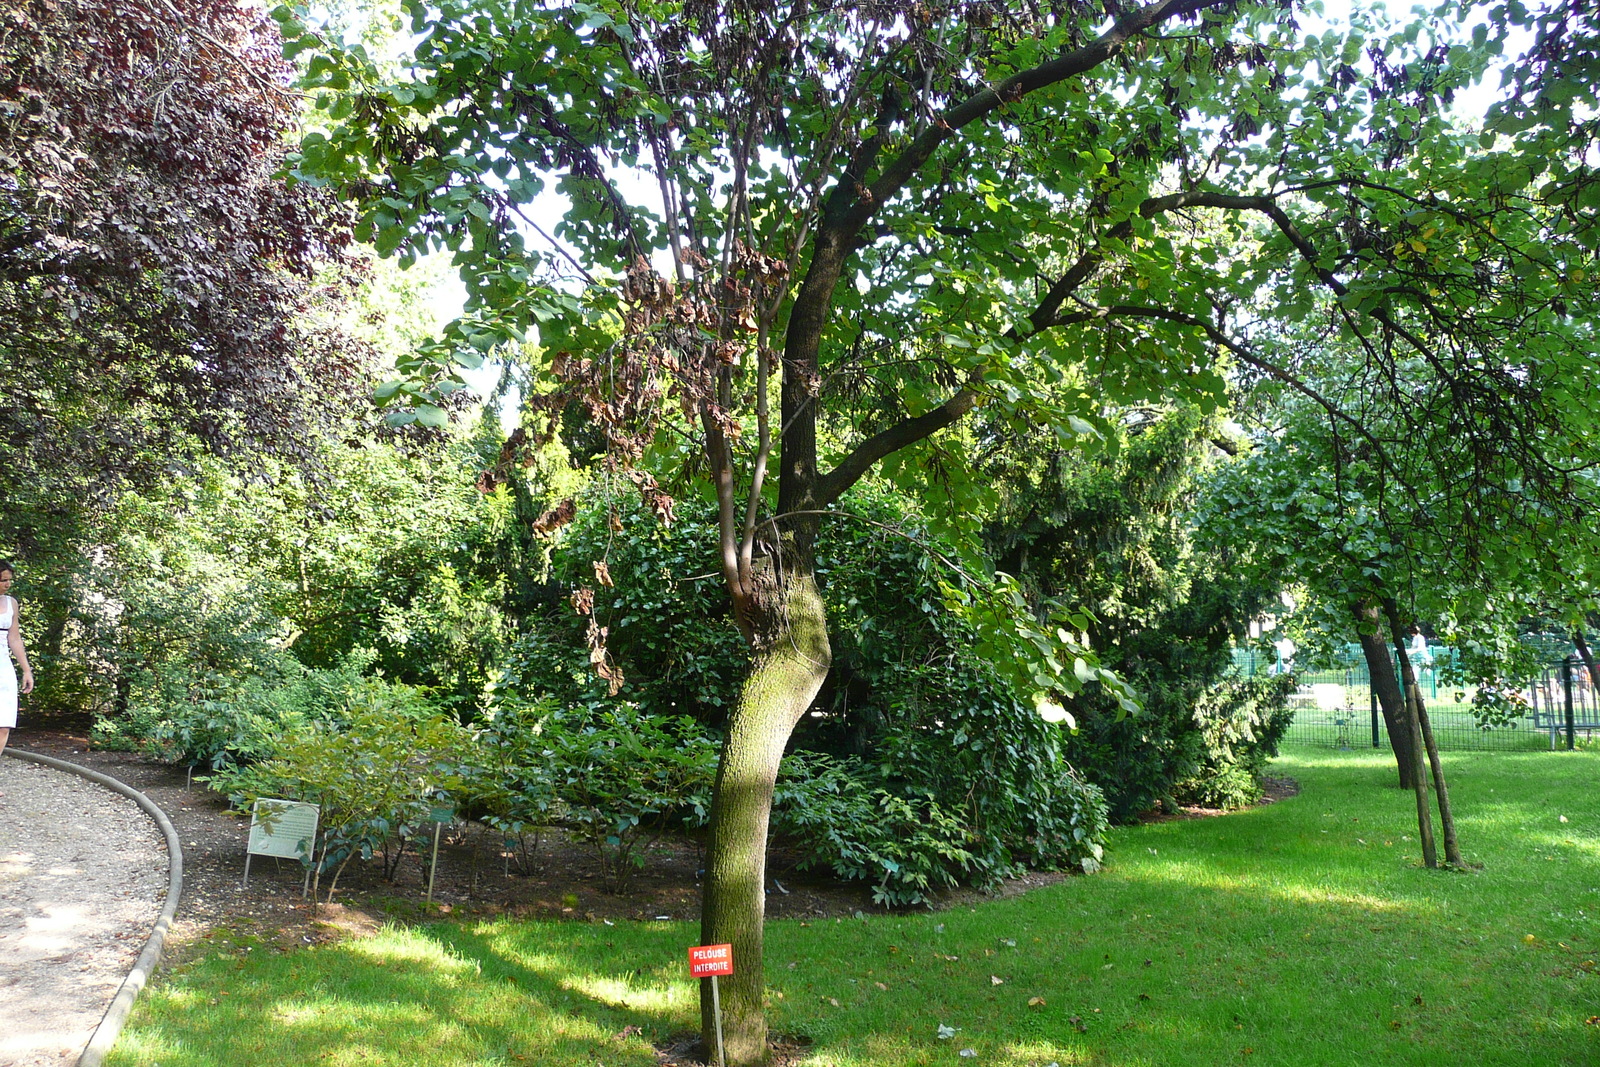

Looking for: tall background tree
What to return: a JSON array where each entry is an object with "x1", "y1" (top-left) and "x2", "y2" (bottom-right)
[{"x1": 0, "y1": 0, "x2": 383, "y2": 705}]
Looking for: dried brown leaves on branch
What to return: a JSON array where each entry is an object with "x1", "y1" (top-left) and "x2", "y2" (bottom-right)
[{"x1": 569, "y1": 585, "x2": 625, "y2": 694}]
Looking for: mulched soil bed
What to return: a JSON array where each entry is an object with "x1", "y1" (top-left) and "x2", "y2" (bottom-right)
[{"x1": 9, "y1": 720, "x2": 1296, "y2": 955}]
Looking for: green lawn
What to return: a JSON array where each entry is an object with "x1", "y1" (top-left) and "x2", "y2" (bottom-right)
[
  {"x1": 1280, "y1": 699, "x2": 1560, "y2": 752},
  {"x1": 110, "y1": 750, "x2": 1600, "y2": 1066},
  {"x1": 1279, "y1": 669, "x2": 1599, "y2": 751}
]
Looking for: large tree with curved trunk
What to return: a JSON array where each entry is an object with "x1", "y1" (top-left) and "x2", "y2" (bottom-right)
[{"x1": 287, "y1": 0, "x2": 1600, "y2": 1060}]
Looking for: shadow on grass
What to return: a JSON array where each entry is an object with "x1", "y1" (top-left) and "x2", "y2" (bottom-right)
[
  {"x1": 111, "y1": 919, "x2": 691, "y2": 1066},
  {"x1": 113, "y1": 749, "x2": 1600, "y2": 1067}
]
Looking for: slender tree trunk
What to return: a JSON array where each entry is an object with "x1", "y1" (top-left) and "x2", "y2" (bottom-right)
[
  {"x1": 1381, "y1": 599, "x2": 1453, "y2": 868},
  {"x1": 700, "y1": 568, "x2": 831, "y2": 1067},
  {"x1": 1403, "y1": 677, "x2": 1438, "y2": 868},
  {"x1": 1355, "y1": 600, "x2": 1417, "y2": 788},
  {"x1": 1411, "y1": 685, "x2": 1463, "y2": 865},
  {"x1": 1573, "y1": 629, "x2": 1600, "y2": 690}
]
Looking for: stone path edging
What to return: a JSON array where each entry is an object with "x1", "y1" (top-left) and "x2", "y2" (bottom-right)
[{"x1": 4, "y1": 749, "x2": 185, "y2": 1067}]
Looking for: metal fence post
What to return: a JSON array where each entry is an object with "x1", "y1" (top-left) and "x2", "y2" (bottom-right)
[
  {"x1": 1371, "y1": 691, "x2": 1380, "y2": 748},
  {"x1": 1564, "y1": 655, "x2": 1577, "y2": 751}
]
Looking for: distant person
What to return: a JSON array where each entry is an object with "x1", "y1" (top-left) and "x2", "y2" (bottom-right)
[
  {"x1": 0, "y1": 560, "x2": 35, "y2": 756},
  {"x1": 1408, "y1": 626, "x2": 1434, "y2": 669}
]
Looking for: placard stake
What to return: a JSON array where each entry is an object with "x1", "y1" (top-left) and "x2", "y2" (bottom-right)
[
  {"x1": 687, "y1": 942, "x2": 734, "y2": 1064},
  {"x1": 302, "y1": 836, "x2": 315, "y2": 899},
  {"x1": 427, "y1": 821, "x2": 443, "y2": 902},
  {"x1": 711, "y1": 974, "x2": 726, "y2": 1067}
]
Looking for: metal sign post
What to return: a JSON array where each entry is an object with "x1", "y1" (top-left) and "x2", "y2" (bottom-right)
[
  {"x1": 1564, "y1": 655, "x2": 1577, "y2": 750},
  {"x1": 244, "y1": 799, "x2": 320, "y2": 898},
  {"x1": 425, "y1": 804, "x2": 453, "y2": 903},
  {"x1": 688, "y1": 943, "x2": 734, "y2": 1066}
]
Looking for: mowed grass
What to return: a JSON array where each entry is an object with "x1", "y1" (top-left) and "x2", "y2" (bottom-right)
[{"x1": 109, "y1": 750, "x2": 1600, "y2": 1067}]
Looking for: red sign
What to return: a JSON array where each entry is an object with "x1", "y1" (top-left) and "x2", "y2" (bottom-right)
[{"x1": 688, "y1": 943, "x2": 734, "y2": 978}]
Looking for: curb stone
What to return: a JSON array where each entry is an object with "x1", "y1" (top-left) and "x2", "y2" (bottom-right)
[{"x1": 5, "y1": 748, "x2": 185, "y2": 1067}]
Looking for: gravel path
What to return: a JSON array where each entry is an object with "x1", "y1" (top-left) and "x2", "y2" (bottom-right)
[{"x1": 0, "y1": 755, "x2": 168, "y2": 1067}]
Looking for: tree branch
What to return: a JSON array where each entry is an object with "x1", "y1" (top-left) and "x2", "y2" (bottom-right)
[
  {"x1": 846, "y1": 0, "x2": 1232, "y2": 233},
  {"x1": 813, "y1": 385, "x2": 982, "y2": 508},
  {"x1": 813, "y1": 188, "x2": 1282, "y2": 505},
  {"x1": 785, "y1": 0, "x2": 1230, "y2": 514}
]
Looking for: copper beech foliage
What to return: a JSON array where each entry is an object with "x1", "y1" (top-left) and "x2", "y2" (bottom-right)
[{"x1": 0, "y1": 0, "x2": 373, "y2": 494}]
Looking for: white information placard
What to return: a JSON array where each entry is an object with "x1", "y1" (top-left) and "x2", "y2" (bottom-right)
[{"x1": 247, "y1": 799, "x2": 320, "y2": 861}]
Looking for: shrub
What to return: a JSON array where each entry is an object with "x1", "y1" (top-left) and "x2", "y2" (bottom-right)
[
  {"x1": 772, "y1": 755, "x2": 977, "y2": 907},
  {"x1": 208, "y1": 677, "x2": 466, "y2": 900},
  {"x1": 93, "y1": 651, "x2": 383, "y2": 769},
  {"x1": 503, "y1": 488, "x2": 747, "y2": 722},
  {"x1": 440, "y1": 690, "x2": 561, "y2": 874},
  {"x1": 1068, "y1": 671, "x2": 1296, "y2": 820},
  {"x1": 541, "y1": 704, "x2": 719, "y2": 893},
  {"x1": 773, "y1": 749, "x2": 1108, "y2": 908},
  {"x1": 1171, "y1": 674, "x2": 1297, "y2": 808}
]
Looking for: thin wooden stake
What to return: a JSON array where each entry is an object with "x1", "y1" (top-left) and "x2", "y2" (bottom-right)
[
  {"x1": 427, "y1": 822, "x2": 443, "y2": 902},
  {"x1": 711, "y1": 975, "x2": 726, "y2": 1067}
]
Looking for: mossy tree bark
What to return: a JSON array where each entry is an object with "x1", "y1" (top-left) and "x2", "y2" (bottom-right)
[{"x1": 699, "y1": 539, "x2": 831, "y2": 1066}]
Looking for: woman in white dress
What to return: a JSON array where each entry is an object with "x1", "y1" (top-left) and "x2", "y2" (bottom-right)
[{"x1": 0, "y1": 561, "x2": 35, "y2": 756}]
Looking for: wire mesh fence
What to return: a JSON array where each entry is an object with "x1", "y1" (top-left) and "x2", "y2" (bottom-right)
[{"x1": 1233, "y1": 650, "x2": 1600, "y2": 753}]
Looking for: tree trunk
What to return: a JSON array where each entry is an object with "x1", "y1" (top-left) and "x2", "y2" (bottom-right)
[
  {"x1": 1411, "y1": 684, "x2": 1463, "y2": 866},
  {"x1": 39, "y1": 611, "x2": 66, "y2": 662},
  {"x1": 700, "y1": 568, "x2": 831, "y2": 1067},
  {"x1": 1403, "y1": 676, "x2": 1438, "y2": 868},
  {"x1": 1381, "y1": 599, "x2": 1448, "y2": 868},
  {"x1": 1572, "y1": 629, "x2": 1600, "y2": 690},
  {"x1": 1354, "y1": 600, "x2": 1417, "y2": 788}
]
